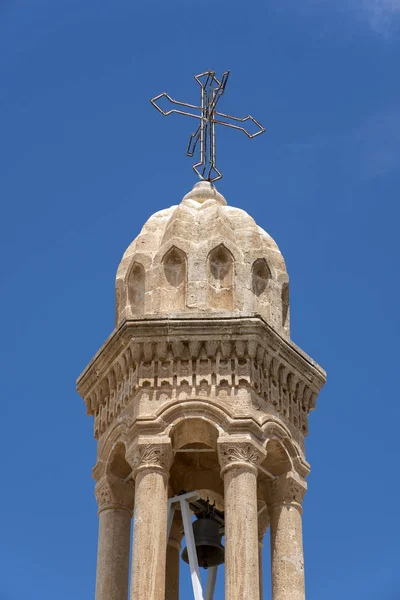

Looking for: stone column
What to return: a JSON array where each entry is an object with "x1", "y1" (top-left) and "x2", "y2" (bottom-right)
[
  {"x1": 268, "y1": 472, "x2": 307, "y2": 600},
  {"x1": 128, "y1": 437, "x2": 173, "y2": 600},
  {"x1": 218, "y1": 437, "x2": 266, "y2": 600},
  {"x1": 165, "y1": 513, "x2": 183, "y2": 600},
  {"x1": 94, "y1": 476, "x2": 134, "y2": 600}
]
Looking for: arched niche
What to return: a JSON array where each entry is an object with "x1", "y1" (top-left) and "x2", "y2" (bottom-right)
[
  {"x1": 127, "y1": 262, "x2": 145, "y2": 316},
  {"x1": 169, "y1": 418, "x2": 222, "y2": 498},
  {"x1": 161, "y1": 246, "x2": 187, "y2": 310},
  {"x1": 252, "y1": 258, "x2": 271, "y2": 296},
  {"x1": 208, "y1": 244, "x2": 234, "y2": 310},
  {"x1": 171, "y1": 417, "x2": 218, "y2": 451},
  {"x1": 281, "y1": 282, "x2": 289, "y2": 328}
]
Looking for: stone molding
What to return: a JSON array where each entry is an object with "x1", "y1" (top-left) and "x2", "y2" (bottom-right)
[
  {"x1": 77, "y1": 318, "x2": 325, "y2": 441},
  {"x1": 94, "y1": 476, "x2": 134, "y2": 515},
  {"x1": 127, "y1": 437, "x2": 173, "y2": 479},
  {"x1": 218, "y1": 436, "x2": 266, "y2": 475},
  {"x1": 267, "y1": 471, "x2": 307, "y2": 513}
]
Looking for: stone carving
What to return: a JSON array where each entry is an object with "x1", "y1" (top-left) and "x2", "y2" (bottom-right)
[
  {"x1": 161, "y1": 246, "x2": 186, "y2": 311},
  {"x1": 218, "y1": 440, "x2": 265, "y2": 473},
  {"x1": 84, "y1": 335, "x2": 322, "y2": 439},
  {"x1": 94, "y1": 477, "x2": 134, "y2": 514},
  {"x1": 129, "y1": 441, "x2": 173, "y2": 476},
  {"x1": 267, "y1": 472, "x2": 307, "y2": 509},
  {"x1": 127, "y1": 262, "x2": 145, "y2": 316},
  {"x1": 208, "y1": 244, "x2": 234, "y2": 310},
  {"x1": 252, "y1": 258, "x2": 270, "y2": 296}
]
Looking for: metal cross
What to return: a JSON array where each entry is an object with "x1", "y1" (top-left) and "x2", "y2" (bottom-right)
[{"x1": 150, "y1": 70, "x2": 265, "y2": 182}]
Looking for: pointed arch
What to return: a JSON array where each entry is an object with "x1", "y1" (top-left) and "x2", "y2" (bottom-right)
[
  {"x1": 208, "y1": 244, "x2": 234, "y2": 310},
  {"x1": 252, "y1": 258, "x2": 271, "y2": 296},
  {"x1": 161, "y1": 246, "x2": 187, "y2": 310},
  {"x1": 127, "y1": 262, "x2": 145, "y2": 316}
]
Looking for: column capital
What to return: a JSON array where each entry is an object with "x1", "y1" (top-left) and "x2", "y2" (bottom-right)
[
  {"x1": 127, "y1": 436, "x2": 173, "y2": 479},
  {"x1": 94, "y1": 475, "x2": 134, "y2": 515},
  {"x1": 267, "y1": 471, "x2": 307, "y2": 512},
  {"x1": 218, "y1": 435, "x2": 266, "y2": 476}
]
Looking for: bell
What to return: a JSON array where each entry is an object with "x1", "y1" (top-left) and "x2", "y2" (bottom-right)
[{"x1": 181, "y1": 516, "x2": 225, "y2": 569}]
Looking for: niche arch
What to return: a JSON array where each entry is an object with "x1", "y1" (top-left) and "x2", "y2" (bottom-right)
[
  {"x1": 208, "y1": 244, "x2": 234, "y2": 310},
  {"x1": 252, "y1": 258, "x2": 271, "y2": 296},
  {"x1": 127, "y1": 262, "x2": 145, "y2": 316},
  {"x1": 161, "y1": 246, "x2": 187, "y2": 311}
]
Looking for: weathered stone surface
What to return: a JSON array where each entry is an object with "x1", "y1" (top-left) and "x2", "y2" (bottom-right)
[
  {"x1": 115, "y1": 181, "x2": 290, "y2": 336},
  {"x1": 77, "y1": 181, "x2": 326, "y2": 600}
]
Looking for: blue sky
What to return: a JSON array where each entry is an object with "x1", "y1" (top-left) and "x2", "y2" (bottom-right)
[{"x1": 1, "y1": 1, "x2": 400, "y2": 599}]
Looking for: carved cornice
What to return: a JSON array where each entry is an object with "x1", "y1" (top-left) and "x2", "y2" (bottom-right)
[
  {"x1": 76, "y1": 317, "x2": 326, "y2": 440},
  {"x1": 267, "y1": 471, "x2": 307, "y2": 512},
  {"x1": 127, "y1": 437, "x2": 173, "y2": 478},
  {"x1": 218, "y1": 437, "x2": 266, "y2": 475},
  {"x1": 94, "y1": 476, "x2": 134, "y2": 515}
]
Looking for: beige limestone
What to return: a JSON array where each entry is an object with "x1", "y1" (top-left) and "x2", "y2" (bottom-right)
[
  {"x1": 128, "y1": 439, "x2": 172, "y2": 600},
  {"x1": 77, "y1": 181, "x2": 327, "y2": 600},
  {"x1": 268, "y1": 473, "x2": 307, "y2": 600},
  {"x1": 94, "y1": 477, "x2": 134, "y2": 600},
  {"x1": 115, "y1": 181, "x2": 291, "y2": 337},
  {"x1": 95, "y1": 508, "x2": 132, "y2": 600},
  {"x1": 219, "y1": 438, "x2": 266, "y2": 600}
]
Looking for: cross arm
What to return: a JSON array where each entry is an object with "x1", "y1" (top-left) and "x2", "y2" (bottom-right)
[
  {"x1": 150, "y1": 93, "x2": 202, "y2": 120},
  {"x1": 214, "y1": 111, "x2": 266, "y2": 138}
]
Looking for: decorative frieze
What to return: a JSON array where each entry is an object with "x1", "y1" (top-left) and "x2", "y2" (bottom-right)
[
  {"x1": 77, "y1": 319, "x2": 325, "y2": 441},
  {"x1": 84, "y1": 336, "x2": 322, "y2": 439}
]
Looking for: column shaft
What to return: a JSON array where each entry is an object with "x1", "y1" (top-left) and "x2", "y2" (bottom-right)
[
  {"x1": 95, "y1": 508, "x2": 132, "y2": 600},
  {"x1": 224, "y1": 465, "x2": 260, "y2": 600},
  {"x1": 269, "y1": 503, "x2": 305, "y2": 600},
  {"x1": 130, "y1": 469, "x2": 169, "y2": 600}
]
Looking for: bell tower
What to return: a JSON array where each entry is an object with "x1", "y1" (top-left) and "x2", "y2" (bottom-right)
[{"x1": 77, "y1": 179, "x2": 326, "y2": 600}]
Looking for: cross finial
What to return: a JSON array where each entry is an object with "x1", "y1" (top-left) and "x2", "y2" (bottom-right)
[{"x1": 150, "y1": 70, "x2": 265, "y2": 183}]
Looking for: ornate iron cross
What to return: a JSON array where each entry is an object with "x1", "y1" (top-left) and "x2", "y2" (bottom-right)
[{"x1": 150, "y1": 70, "x2": 265, "y2": 182}]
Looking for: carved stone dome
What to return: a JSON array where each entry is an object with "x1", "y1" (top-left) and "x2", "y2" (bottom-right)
[{"x1": 116, "y1": 181, "x2": 290, "y2": 337}]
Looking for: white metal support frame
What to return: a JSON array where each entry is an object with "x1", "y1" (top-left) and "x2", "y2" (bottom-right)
[{"x1": 167, "y1": 492, "x2": 220, "y2": 600}]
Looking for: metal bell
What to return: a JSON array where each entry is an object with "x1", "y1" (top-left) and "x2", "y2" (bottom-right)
[{"x1": 181, "y1": 516, "x2": 225, "y2": 569}]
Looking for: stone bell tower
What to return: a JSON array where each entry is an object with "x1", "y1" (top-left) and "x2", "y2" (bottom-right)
[{"x1": 77, "y1": 180, "x2": 326, "y2": 600}]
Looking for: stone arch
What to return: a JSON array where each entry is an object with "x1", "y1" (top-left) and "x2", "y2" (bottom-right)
[
  {"x1": 127, "y1": 262, "x2": 145, "y2": 316},
  {"x1": 158, "y1": 400, "x2": 233, "y2": 436},
  {"x1": 169, "y1": 416, "x2": 222, "y2": 499},
  {"x1": 161, "y1": 246, "x2": 187, "y2": 311},
  {"x1": 261, "y1": 420, "x2": 310, "y2": 478},
  {"x1": 252, "y1": 258, "x2": 271, "y2": 296},
  {"x1": 171, "y1": 417, "x2": 219, "y2": 451},
  {"x1": 262, "y1": 439, "x2": 292, "y2": 477},
  {"x1": 107, "y1": 442, "x2": 132, "y2": 480},
  {"x1": 208, "y1": 244, "x2": 234, "y2": 310}
]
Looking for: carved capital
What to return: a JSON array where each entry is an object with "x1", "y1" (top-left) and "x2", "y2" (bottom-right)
[
  {"x1": 267, "y1": 471, "x2": 307, "y2": 512},
  {"x1": 127, "y1": 437, "x2": 173, "y2": 479},
  {"x1": 218, "y1": 436, "x2": 266, "y2": 476},
  {"x1": 94, "y1": 475, "x2": 134, "y2": 515}
]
